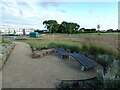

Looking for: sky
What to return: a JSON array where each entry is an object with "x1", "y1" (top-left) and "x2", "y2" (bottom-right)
[{"x1": 0, "y1": 0, "x2": 119, "y2": 30}]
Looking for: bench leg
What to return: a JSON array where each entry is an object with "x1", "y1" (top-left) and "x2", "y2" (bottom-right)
[
  {"x1": 68, "y1": 55, "x2": 70, "y2": 59},
  {"x1": 81, "y1": 66, "x2": 85, "y2": 71},
  {"x1": 60, "y1": 55, "x2": 63, "y2": 59}
]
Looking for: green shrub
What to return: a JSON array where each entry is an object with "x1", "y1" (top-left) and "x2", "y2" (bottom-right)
[
  {"x1": 47, "y1": 42, "x2": 58, "y2": 48},
  {"x1": 96, "y1": 61, "x2": 120, "y2": 89},
  {"x1": 95, "y1": 54, "x2": 113, "y2": 68},
  {"x1": 47, "y1": 42, "x2": 80, "y2": 52}
]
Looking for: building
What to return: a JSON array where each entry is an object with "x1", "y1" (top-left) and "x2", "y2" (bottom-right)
[
  {"x1": 0, "y1": 25, "x2": 35, "y2": 35},
  {"x1": 29, "y1": 32, "x2": 40, "y2": 38}
]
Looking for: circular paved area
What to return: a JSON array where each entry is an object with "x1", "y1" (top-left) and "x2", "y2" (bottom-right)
[{"x1": 2, "y1": 42, "x2": 96, "y2": 88}]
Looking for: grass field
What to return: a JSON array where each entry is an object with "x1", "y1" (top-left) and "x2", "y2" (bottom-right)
[{"x1": 16, "y1": 33, "x2": 119, "y2": 59}]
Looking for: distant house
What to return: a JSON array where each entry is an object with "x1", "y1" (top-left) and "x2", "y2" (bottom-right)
[{"x1": 0, "y1": 25, "x2": 35, "y2": 35}]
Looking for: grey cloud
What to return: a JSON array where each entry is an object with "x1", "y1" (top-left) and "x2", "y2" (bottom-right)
[
  {"x1": 37, "y1": 2, "x2": 66, "y2": 13},
  {"x1": 0, "y1": 1, "x2": 66, "y2": 27},
  {"x1": 17, "y1": 2, "x2": 32, "y2": 15},
  {"x1": 2, "y1": 10, "x2": 43, "y2": 26},
  {"x1": 37, "y1": 2, "x2": 64, "y2": 10},
  {"x1": 1, "y1": 1, "x2": 23, "y2": 17}
]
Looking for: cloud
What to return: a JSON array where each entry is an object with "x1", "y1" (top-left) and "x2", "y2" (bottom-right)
[
  {"x1": 40, "y1": 2, "x2": 61, "y2": 8},
  {"x1": 56, "y1": 8, "x2": 66, "y2": 13},
  {"x1": 37, "y1": 2, "x2": 66, "y2": 13},
  {"x1": 1, "y1": 1, "x2": 22, "y2": 17},
  {"x1": 0, "y1": 0, "x2": 67, "y2": 29},
  {"x1": 1, "y1": 0, "x2": 119, "y2": 2},
  {"x1": 0, "y1": 1, "x2": 118, "y2": 30}
]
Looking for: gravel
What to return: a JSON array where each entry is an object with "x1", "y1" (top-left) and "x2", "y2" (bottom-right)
[
  {"x1": 2, "y1": 42, "x2": 97, "y2": 88},
  {"x1": 0, "y1": 43, "x2": 15, "y2": 70}
]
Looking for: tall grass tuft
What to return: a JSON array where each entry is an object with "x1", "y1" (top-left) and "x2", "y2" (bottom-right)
[{"x1": 80, "y1": 41, "x2": 119, "y2": 59}]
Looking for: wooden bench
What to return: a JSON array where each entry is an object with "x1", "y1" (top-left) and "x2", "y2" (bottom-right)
[
  {"x1": 56, "y1": 48, "x2": 96, "y2": 71},
  {"x1": 69, "y1": 53, "x2": 96, "y2": 71},
  {"x1": 56, "y1": 48, "x2": 69, "y2": 59}
]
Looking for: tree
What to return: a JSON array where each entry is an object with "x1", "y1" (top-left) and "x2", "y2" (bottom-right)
[
  {"x1": 43, "y1": 20, "x2": 59, "y2": 33},
  {"x1": 79, "y1": 28, "x2": 85, "y2": 32},
  {"x1": 57, "y1": 24, "x2": 65, "y2": 33},
  {"x1": 97, "y1": 24, "x2": 100, "y2": 35},
  {"x1": 72, "y1": 23, "x2": 80, "y2": 33},
  {"x1": 91, "y1": 28, "x2": 96, "y2": 32},
  {"x1": 52, "y1": 23, "x2": 59, "y2": 33},
  {"x1": 60, "y1": 21, "x2": 68, "y2": 33},
  {"x1": 43, "y1": 20, "x2": 80, "y2": 34},
  {"x1": 107, "y1": 29, "x2": 113, "y2": 32},
  {"x1": 58, "y1": 21, "x2": 80, "y2": 34}
]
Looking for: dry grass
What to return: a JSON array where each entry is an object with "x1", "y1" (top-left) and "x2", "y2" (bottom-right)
[
  {"x1": 17, "y1": 33, "x2": 119, "y2": 59},
  {"x1": 44, "y1": 33, "x2": 119, "y2": 59}
]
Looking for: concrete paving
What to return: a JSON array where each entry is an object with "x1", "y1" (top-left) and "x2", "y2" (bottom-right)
[{"x1": 2, "y1": 42, "x2": 96, "y2": 88}]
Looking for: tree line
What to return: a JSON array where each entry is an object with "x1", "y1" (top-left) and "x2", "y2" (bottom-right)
[
  {"x1": 34, "y1": 20, "x2": 119, "y2": 34},
  {"x1": 43, "y1": 20, "x2": 80, "y2": 34}
]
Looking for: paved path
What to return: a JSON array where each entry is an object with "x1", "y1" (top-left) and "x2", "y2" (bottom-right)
[{"x1": 2, "y1": 42, "x2": 96, "y2": 88}]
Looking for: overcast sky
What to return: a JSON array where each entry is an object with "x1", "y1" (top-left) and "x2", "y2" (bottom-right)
[{"x1": 0, "y1": 0, "x2": 119, "y2": 30}]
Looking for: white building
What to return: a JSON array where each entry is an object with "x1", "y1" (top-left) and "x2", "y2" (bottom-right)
[{"x1": 0, "y1": 25, "x2": 35, "y2": 35}]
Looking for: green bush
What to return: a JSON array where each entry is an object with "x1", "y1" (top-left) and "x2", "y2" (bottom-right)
[
  {"x1": 97, "y1": 65, "x2": 120, "y2": 89},
  {"x1": 47, "y1": 42, "x2": 58, "y2": 48},
  {"x1": 95, "y1": 54, "x2": 113, "y2": 68},
  {"x1": 47, "y1": 42, "x2": 80, "y2": 52}
]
